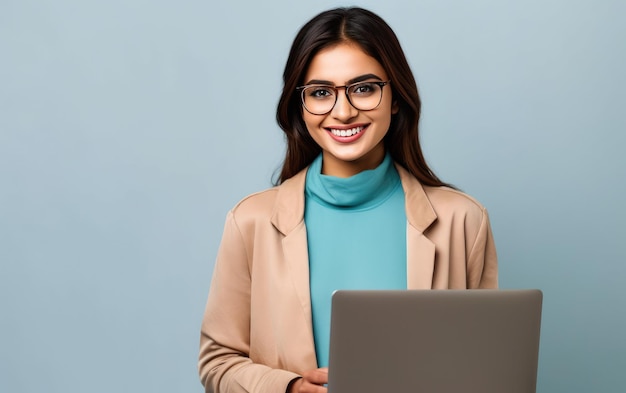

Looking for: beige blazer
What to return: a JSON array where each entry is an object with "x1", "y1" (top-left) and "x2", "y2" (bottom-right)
[{"x1": 198, "y1": 163, "x2": 498, "y2": 393}]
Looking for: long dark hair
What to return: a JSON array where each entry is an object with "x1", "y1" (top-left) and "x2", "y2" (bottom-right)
[{"x1": 276, "y1": 7, "x2": 450, "y2": 188}]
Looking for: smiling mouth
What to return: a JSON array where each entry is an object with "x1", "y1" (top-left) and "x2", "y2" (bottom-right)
[{"x1": 328, "y1": 126, "x2": 365, "y2": 137}]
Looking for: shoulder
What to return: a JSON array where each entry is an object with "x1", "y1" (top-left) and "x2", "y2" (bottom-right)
[
  {"x1": 229, "y1": 187, "x2": 280, "y2": 224},
  {"x1": 395, "y1": 163, "x2": 487, "y2": 225},
  {"x1": 227, "y1": 168, "x2": 308, "y2": 232},
  {"x1": 423, "y1": 186, "x2": 486, "y2": 213},
  {"x1": 420, "y1": 185, "x2": 489, "y2": 234},
  {"x1": 415, "y1": 186, "x2": 492, "y2": 257}
]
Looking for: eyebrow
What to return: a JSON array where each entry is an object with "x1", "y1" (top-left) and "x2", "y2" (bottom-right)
[{"x1": 304, "y1": 73, "x2": 384, "y2": 86}]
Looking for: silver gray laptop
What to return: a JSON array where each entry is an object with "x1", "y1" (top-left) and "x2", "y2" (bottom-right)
[{"x1": 328, "y1": 289, "x2": 543, "y2": 393}]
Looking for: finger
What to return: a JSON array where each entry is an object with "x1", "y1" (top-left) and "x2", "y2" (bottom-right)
[
  {"x1": 299, "y1": 379, "x2": 328, "y2": 393},
  {"x1": 303, "y1": 368, "x2": 329, "y2": 385}
]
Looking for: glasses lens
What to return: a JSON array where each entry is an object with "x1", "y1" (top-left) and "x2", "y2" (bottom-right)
[
  {"x1": 347, "y1": 82, "x2": 383, "y2": 111},
  {"x1": 300, "y1": 82, "x2": 385, "y2": 114},
  {"x1": 302, "y1": 86, "x2": 336, "y2": 115}
]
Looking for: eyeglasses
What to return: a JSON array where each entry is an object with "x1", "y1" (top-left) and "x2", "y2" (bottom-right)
[{"x1": 296, "y1": 80, "x2": 390, "y2": 115}]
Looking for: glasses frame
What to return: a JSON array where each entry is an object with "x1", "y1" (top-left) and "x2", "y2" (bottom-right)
[{"x1": 296, "y1": 80, "x2": 391, "y2": 115}]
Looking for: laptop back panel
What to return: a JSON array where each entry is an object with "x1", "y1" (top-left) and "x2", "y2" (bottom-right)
[{"x1": 328, "y1": 289, "x2": 542, "y2": 393}]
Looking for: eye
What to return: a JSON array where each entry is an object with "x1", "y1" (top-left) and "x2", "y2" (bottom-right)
[
  {"x1": 306, "y1": 86, "x2": 335, "y2": 99},
  {"x1": 350, "y1": 82, "x2": 377, "y2": 96}
]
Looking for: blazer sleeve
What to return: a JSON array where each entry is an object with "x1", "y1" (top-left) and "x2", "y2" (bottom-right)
[
  {"x1": 466, "y1": 208, "x2": 498, "y2": 289},
  {"x1": 198, "y1": 211, "x2": 300, "y2": 393}
]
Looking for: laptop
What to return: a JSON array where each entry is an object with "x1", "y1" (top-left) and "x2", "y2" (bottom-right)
[{"x1": 328, "y1": 289, "x2": 543, "y2": 393}]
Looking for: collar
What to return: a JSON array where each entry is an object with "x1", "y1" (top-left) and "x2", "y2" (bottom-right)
[{"x1": 271, "y1": 162, "x2": 437, "y2": 235}]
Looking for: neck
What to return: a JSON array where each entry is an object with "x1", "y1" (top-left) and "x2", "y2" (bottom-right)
[{"x1": 321, "y1": 145, "x2": 386, "y2": 178}]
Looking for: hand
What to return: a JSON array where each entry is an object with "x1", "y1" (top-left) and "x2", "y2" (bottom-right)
[{"x1": 288, "y1": 368, "x2": 328, "y2": 393}]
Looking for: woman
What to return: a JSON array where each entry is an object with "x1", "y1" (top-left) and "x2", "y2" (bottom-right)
[{"x1": 199, "y1": 7, "x2": 497, "y2": 393}]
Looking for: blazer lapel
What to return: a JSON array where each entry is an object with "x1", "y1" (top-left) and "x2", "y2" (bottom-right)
[
  {"x1": 281, "y1": 221, "x2": 312, "y2": 322},
  {"x1": 271, "y1": 168, "x2": 310, "y2": 311},
  {"x1": 395, "y1": 164, "x2": 438, "y2": 289},
  {"x1": 406, "y1": 225, "x2": 436, "y2": 289},
  {"x1": 271, "y1": 169, "x2": 318, "y2": 367}
]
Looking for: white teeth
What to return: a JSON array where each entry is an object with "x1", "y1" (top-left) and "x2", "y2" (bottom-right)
[{"x1": 330, "y1": 126, "x2": 364, "y2": 137}]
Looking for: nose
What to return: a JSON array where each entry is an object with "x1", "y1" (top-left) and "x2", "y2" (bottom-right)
[{"x1": 330, "y1": 88, "x2": 358, "y2": 121}]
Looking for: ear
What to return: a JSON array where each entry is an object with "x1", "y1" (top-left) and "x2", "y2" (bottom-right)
[{"x1": 392, "y1": 100, "x2": 399, "y2": 114}]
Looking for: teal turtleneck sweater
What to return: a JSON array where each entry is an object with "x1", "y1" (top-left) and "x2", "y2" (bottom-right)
[{"x1": 304, "y1": 153, "x2": 407, "y2": 368}]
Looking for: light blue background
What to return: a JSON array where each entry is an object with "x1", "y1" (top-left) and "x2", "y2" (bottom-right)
[{"x1": 1, "y1": 0, "x2": 624, "y2": 392}]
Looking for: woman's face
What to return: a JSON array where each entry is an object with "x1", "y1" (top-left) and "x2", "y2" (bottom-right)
[{"x1": 302, "y1": 42, "x2": 397, "y2": 177}]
